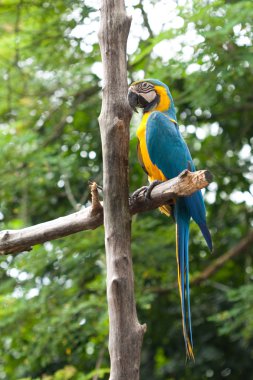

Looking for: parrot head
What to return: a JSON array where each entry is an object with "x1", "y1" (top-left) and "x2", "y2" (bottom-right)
[
  {"x1": 128, "y1": 78, "x2": 177, "y2": 121},
  {"x1": 128, "y1": 80, "x2": 158, "y2": 113}
]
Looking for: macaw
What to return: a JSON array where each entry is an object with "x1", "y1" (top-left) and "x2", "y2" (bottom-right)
[{"x1": 128, "y1": 79, "x2": 212, "y2": 360}]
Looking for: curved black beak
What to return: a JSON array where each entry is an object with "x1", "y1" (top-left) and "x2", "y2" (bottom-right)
[
  {"x1": 128, "y1": 90, "x2": 150, "y2": 113},
  {"x1": 128, "y1": 90, "x2": 139, "y2": 113}
]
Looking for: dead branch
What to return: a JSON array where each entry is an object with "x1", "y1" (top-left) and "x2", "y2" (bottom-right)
[
  {"x1": 0, "y1": 169, "x2": 212, "y2": 256},
  {"x1": 192, "y1": 230, "x2": 253, "y2": 285},
  {"x1": 147, "y1": 229, "x2": 253, "y2": 295}
]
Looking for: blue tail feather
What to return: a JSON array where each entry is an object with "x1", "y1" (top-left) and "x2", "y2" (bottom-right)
[
  {"x1": 198, "y1": 222, "x2": 213, "y2": 251},
  {"x1": 185, "y1": 190, "x2": 213, "y2": 251},
  {"x1": 175, "y1": 190, "x2": 212, "y2": 359},
  {"x1": 184, "y1": 225, "x2": 193, "y2": 347},
  {"x1": 175, "y1": 200, "x2": 194, "y2": 360}
]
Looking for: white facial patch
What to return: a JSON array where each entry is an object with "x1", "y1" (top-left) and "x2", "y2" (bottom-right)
[{"x1": 141, "y1": 90, "x2": 156, "y2": 102}]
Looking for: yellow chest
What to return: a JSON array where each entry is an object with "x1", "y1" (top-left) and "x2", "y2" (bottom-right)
[{"x1": 136, "y1": 113, "x2": 167, "y2": 182}]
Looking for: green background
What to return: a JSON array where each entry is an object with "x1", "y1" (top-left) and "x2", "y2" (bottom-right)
[{"x1": 0, "y1": 0, "x2": 252, "y2": 379}]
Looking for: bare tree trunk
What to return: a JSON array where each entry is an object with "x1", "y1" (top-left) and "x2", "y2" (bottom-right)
[{"x1": 98, "y1": 1, "x2": 146, "y2": 379}]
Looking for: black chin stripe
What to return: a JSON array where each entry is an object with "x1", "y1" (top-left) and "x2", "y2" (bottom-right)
[{"x1": 144, "y1": 94, "x2": 160, "y2": 112}]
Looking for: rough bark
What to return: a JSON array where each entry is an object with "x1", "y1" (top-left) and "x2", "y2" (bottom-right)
[
  {"x1": 0, "y1": 169, "x2": 212, "y2": 256},
  {"x1": 98, "y1": 1, "x2": 146, "y2": 379}
]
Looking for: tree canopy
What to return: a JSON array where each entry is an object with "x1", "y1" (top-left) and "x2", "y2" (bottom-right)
[{"x1": 0, "y1": 0, "x2": 252, "y2": 379}]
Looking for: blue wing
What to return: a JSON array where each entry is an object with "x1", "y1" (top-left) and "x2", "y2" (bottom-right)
[
  {"x1": 146, "y1": 111, "x2": 212, "y2": 359},
  {"x1": 146, "y1": 111, "x2": 212, "y2": 249},
  {"x1": 146, "y1": 112, "x2": 189, "y2": 177}
]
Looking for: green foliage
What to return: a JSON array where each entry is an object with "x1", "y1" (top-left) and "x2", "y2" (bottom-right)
[
  {"x1": 211, "y1": 284, "x2": 253, "y2": 341},
  {"x1": 19, "y1": 365, "x2": 110, "y2": 380},
  {"x1": 0, "y1": 0, "x2": 252, "y2": 379}
]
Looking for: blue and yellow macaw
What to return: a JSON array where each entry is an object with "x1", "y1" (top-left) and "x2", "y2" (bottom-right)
[{"x1": 128, "y1": 79, "x2": 212, "y2": 360}]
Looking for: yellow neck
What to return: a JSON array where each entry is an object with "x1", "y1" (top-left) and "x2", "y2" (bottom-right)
[
  {"x1": 154, "y1": 85, "x2": 170, "y2": 112},
  {"x1": 136, "y1": 112, "x2": 150, "y2": 140}
]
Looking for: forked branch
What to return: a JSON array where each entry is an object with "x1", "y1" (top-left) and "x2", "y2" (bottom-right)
[{"x1": 0, "y1": 169, "x2": 212, "y2": 256}]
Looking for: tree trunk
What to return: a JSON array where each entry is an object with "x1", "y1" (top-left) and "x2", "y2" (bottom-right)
[{"x1": 98, "y1": 1, "x2": 146, "y2": 379}]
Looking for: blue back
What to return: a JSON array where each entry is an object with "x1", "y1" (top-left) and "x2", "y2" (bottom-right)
[{"x1": 146, "y1": 112, "x2": 209, "y2": 228}]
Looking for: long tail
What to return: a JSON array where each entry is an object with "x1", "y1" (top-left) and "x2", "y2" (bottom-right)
[
  {"x1": 185, "y1": 190, "x2": 213, "y2": 252},
  {"x1": 175, "y1": 199, "x2": 194, "y2": 361}
]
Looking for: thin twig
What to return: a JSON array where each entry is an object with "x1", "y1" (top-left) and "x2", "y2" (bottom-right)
[
  {"x1": 192, "y1": 230, "x2": 253, "y2": 285},
  {"x1": 92, "y1": 345, "x2": 106, "y2": 380},
  {"x1": 62, "y1": 174, "x2": 80, "y2": 211}
]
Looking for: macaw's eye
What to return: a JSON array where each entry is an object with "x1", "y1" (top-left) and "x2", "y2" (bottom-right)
[{"x1": 138, "y1": 82, "x2": 153, "y2": 93}]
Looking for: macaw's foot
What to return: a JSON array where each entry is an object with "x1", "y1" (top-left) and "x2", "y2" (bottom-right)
[
  {"x1": 131, "y1": 186, "x2": 149, "y2": 200},
  {"x1": 131, "y1": 180, "x2": 163, "y2": 201},
  {"x1": 145, "y1": 180, "x2": 163, "y2": 199}
]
